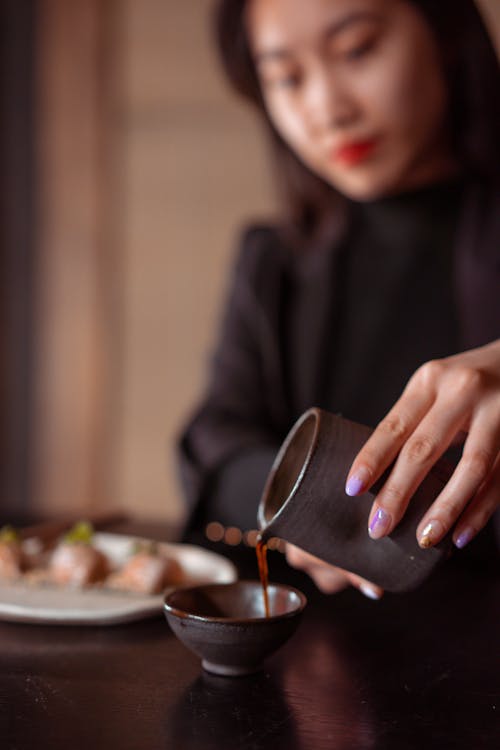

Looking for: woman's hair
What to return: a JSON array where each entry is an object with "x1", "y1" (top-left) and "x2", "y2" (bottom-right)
[{"x1": 214, "y1": 0, "x2": 500, "y2": 240}]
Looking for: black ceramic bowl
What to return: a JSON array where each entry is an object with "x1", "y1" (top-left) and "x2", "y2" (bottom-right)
[{"x1": 164, "y1": 580, "x2": 307, "y2": 676}]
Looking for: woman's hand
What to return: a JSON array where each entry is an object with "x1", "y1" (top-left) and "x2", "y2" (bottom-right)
[
  {"x1": 285, "y1": 544, "x2": 384, "y2": 600},
  {"x1": 345, "y1": 340, "x2": 500, "y2": 549}
]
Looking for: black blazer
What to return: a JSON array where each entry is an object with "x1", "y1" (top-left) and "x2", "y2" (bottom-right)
[{"x1": 177, "y1": 182, "x2": 500, "y2": 529}]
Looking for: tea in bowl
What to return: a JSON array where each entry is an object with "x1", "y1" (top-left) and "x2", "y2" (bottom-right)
[{"x1": 163, "y1": 580, "x2": 307, "y2": 676}]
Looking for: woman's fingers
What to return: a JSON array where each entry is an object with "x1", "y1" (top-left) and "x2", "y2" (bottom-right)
[
  {"x1": 285, "y1": 544, "x2": 383, "y2": 599},
  {"x1": 285, "y1": 545, "x2": 348, "y2": 593},
  {"x1": 416, "y1": 405, "x2": 500, "y2": 547},
  {"x1": 366, "y1": 388, "x2": 476, "y2": 540},
  {"x1": 343, "y1": 571, "x2": 384, "y2": 600},
  {"x1": 345, "y1": 366, "x2": 438, "y2": 497},
  {"x1": 345, "y1": 348, "x2": 500, "y2": 548},
  {"x1": 452, "y1": 453, "x2": 500, "y2": 548}
]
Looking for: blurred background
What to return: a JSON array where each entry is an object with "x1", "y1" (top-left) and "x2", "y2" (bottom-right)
[{"x1": 1, "y1": 0, "x2": 499, "y2": 528}]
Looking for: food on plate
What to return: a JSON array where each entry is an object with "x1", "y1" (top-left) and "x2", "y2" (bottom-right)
[
  {"x1": 0, "y1": 520, "x2": 189, "y2": 595},
  {"x1": 0, "y1": 526, "x2": 23, "y2": 580},
  {"x1": 49, "y1": 521, "x2": 110, "y2": 587},
  {"x1": 107, "y1": 542, "x2": 184, "y2": 594}
]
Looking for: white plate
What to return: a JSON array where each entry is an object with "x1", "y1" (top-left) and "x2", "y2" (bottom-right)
[{"x1": 0, "y1": 533, "x2": 238, "y2": 626}]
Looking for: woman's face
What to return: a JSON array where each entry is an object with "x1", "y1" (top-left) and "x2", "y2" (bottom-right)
[{"x1": 246, "y1": 0, "x2": 457, "y2": 200}]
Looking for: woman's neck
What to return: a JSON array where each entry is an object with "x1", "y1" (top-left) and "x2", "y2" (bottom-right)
[{"x1": 388, "y1": 129, "x2": 460, "y2": 198}]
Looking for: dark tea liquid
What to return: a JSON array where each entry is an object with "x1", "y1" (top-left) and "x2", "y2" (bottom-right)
[{"x1": 256, "y1": 537, "x2": 270, "y2": 618}]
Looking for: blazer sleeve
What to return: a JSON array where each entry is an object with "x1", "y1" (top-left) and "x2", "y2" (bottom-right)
[{"x1": 176, "y1": 226, "x2": 289, "y2": 532}]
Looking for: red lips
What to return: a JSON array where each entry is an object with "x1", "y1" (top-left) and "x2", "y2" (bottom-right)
[{"x1": 332, "y1": 139, "x2": 379, "y2": 166}]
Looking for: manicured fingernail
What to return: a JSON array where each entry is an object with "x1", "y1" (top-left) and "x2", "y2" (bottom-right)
[
  {"x1": 455, "y1": 527, "x2": 475, "y2": 549},
  {"x1": 345, "y1": 467, "x2": 370, "y2": 496},
  {"x1": 368, "y1": 507, "x2": 391, "y2": 539},
  {"x1": 359, "y1": 583, "x2": 382, "y2": 600},
  {"x1": 419, "y1": 520, "x2": 445, "y2": 548}
]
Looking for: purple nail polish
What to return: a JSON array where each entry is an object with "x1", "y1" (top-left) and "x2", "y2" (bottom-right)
[
  {"x1": 368, "y1": 508, "x2": 391, "y2": 539},
  {"x1": 455, "y1": 528, "x2": 474, "y2": 549},
  {"x1": 345, "y1": 467, "x2": 370, "y2": 496},
  {"x1": 345, "y1": 475, "x2": 364, "y2": 496}
]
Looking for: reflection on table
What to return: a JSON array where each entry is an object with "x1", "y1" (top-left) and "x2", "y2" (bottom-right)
[{"x1": 0, "y1": 521, "x2": 498, "y2": 750}]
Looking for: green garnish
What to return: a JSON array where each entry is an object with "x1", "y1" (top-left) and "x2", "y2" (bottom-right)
[
  {"x1": 63, "y1": 520, "x2": 94, "y2": 544},
  {"x1": 0, "y1": 525, "x2": 19, "y2": 543},
  {"x1": 132, "y1": 540, "x2": 159, "y2": 556}
]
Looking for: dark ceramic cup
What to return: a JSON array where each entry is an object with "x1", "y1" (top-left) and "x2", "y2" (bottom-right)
[
  {"x1": 257, "y1": 407, "x2": 453, "y2": 592},
  {"x1": 164, "y1": 581, "x2": 307, "y2": 676}
]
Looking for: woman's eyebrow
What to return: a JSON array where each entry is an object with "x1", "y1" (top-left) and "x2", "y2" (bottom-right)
[
  {"x1": 323, "y1": 10, "x2": 383, "y2": 42},
  {"x1": 254, "y1": 10, "x2": 382, "y2": 65}
]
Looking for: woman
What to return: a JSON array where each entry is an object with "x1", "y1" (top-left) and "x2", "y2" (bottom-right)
[{"x1": 178, "y1": 0, "x2": 500, "y2": 597}]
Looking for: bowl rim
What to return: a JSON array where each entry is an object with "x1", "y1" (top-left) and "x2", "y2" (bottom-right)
[{"x1": 163, "y1": 579, "x2": 307, "y2": 625}]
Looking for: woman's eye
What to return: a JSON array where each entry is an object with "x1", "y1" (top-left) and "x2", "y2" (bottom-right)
[
  {"x1": 265, "y1": 73, "x2": 300, "y2": 91},
  {"x1": 342, "y1": 37, "x2": 376, "y2": 61},
  {"x1": 276, "y1": 74, "x2": 300, "y2": 89}
]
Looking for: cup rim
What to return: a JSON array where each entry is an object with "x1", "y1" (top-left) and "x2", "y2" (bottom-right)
[
  {"x1": 163, "y1": 580, "x2": 307, "y2": 625},
  {"x1": 257, "y1": 407, "x2": 321, "y2": 531}
]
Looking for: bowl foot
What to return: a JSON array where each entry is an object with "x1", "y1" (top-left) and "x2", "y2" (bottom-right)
[{"x1": 201, "y1": 659, "x2": 262, "y2": 677}]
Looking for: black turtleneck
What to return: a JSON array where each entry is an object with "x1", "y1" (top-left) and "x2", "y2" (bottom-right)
[
  {"x1": 193, "y1": 179, "x2": 465, "y2": 532},
  {"x1": 324, "y1": 179, "x2": 463, "y2": 427}
]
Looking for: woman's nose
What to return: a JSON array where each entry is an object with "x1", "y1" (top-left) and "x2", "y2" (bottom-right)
[{"x1": 304, "y1": 67, "x2": 357, "y2": 132}]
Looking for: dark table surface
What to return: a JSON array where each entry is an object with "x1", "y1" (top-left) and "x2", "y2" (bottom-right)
[{"x1": 0, "y1": 520, "x2": 499, "y2": 750}]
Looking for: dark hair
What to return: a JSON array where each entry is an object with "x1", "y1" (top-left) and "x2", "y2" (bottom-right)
[{"x1": 214, "y1": 0, "x2": 500, "y2": 240}]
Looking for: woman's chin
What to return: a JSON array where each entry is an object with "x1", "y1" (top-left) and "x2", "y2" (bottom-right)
[
  {"x1": 325, "y1": 160, "x2": 458, "y2": 203},
  {"x1": 323, "y1": 167, "x2": 404, "y2": 203},
  {"x1": 331, "y1": 179, "x2": 396, "y2": 203}
]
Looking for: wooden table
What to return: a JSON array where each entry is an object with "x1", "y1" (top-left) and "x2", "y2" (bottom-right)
[{"x1": 0, "y1": 522, "x2": 498, "y2": 749}]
